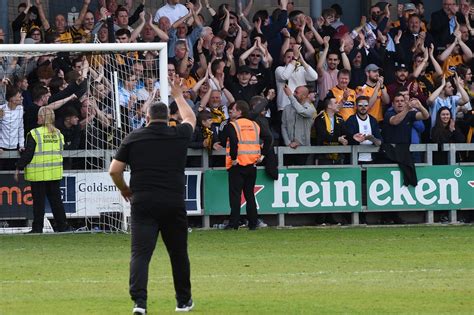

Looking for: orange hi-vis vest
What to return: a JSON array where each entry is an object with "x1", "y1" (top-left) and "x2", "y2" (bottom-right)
[{"x1": 225, "y1": 118, "x2": 261, "y2": 169}]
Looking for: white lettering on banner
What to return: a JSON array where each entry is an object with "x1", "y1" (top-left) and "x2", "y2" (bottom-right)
[
  {"x1": 272, "y1": 172, "x2": 359, "y2": 208},
  {"x1": 320, "y1": 172, "x2": 333, "y2": 207},
  {"x1": 334, "y1": 180, "x2": 358, "y2": 207},
  {"x1": 368, "y1": 171, "x2": 462, "y2": 207},
  {"x1": 272, "y1": 173, "x2": 299, "y2": 207},
  {"x1": 391, "y1": 171, "x2": 416, "y2": 206},
  {"x1": 298, "y1": 181, "x2": 320, "y2": 207},
  {"x1": 370, "y1": 179, "x2": 391, "y2": 206},
  {"x1": 415, "y1": 179, "x2": 437, "y2": 205},
  {"x1": 438, "y1": 178, "x2": 462, "y2": 204}
]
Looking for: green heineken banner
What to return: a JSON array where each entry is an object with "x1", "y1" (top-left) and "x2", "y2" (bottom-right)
[
  {"x1": 204, "y1": 168, "x2": 362, "y2": 214},
  {"x1": 367, "y1": 166, "x2": 474, "y2": 210}
]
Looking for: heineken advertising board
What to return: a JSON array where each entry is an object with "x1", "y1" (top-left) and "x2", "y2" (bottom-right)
[
  {"x1": 366, "y1": 166, "x2": 474, "y2": 210},
  {"x1": 204, "y1": 168, "x2": 362, "y2": 214},
  {"x1": 204, "y1": 166, "x2": 474, "y2": 214}
]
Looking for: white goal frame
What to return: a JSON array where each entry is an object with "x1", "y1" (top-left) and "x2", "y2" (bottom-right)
[
  {"x1": 0, "y1": 42, "x2": 168, "y2": 234},
  {"x1": 0, "y1": 42, "x2": 169, "y2": 104}
]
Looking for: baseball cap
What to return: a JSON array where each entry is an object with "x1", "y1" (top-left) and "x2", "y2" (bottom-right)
[
  {"x1": 374, "y1": 2, "x2": 390, "y2": 11},
  {"x1": 395, "y1": 62, "x2": 408, "y2": 71},
  {"x1": 365, "y1": 64, "x2": 380, "y2": 72},
  {"x1": 404, "y1": 3, "x2": 416, "y2": 11},
  {"x1": 237, "y1": 65, "x2": 252, "y2": 74}
]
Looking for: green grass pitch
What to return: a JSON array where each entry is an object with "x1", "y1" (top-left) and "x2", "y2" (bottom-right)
[{"x1": 1, "y1": 226, "x2": 473, "y2": 314}]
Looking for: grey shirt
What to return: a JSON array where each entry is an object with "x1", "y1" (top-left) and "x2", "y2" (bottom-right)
[{"x1": 281, "y1": 95, "x2": 316, "y2": 146}]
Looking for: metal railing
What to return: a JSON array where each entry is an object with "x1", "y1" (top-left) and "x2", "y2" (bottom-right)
[{"x1": 1, "y1": 144, "x2": 473, "y2": 226}]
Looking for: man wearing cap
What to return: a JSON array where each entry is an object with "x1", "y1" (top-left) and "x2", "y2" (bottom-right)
[
  {"x1": 392, "y1": 3, "x2": 427, "y2": 32},
  {"x1": 387, "y1": 62, "x2": 428, "y2": 105},
  {"x1": 356, "y1": 64, "x2": 390, "y2": 123},
  {"x1": 225, "y1": 65, "x2": 266, "y2": 104}
]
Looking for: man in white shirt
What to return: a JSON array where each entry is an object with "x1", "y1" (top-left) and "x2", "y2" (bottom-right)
[
  {"x1": 345, "y1": 96, "x2": 382, "y2": 163},
  {"x1": 154, "y1": 0, "x2": 188, "y2": 25},
  {"x1": 0, "y1": 87, "x2": 24, "y2": 170},
  {"x1": 275, "y1": 44, "x2": 318, "y2": 112}
]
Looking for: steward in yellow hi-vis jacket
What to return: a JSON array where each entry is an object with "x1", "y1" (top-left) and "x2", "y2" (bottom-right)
[
  {"x1": 16, "y1": 107, "x2": 70, "y2": 234},
  {"x1": 223, "y1": 101, "x2": 262, "y2": 230}
]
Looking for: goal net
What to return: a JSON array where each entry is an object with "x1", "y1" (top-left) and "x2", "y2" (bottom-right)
[{"x1": 0, "y1": 42, "x2": 167, "y2": 234}]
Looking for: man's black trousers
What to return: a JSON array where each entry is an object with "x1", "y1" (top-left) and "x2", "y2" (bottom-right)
[
  {"x1": 228, "y1": 164, "x2": 258, "y2": 229},
  {"x1": 30, "y1": 180, "x2": 67, "y2": 232},
  {"x1": 129, "y1": 193, "x2": 191, "y2": 305}
]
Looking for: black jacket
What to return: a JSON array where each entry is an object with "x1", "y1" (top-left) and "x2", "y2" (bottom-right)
[{"x1": 380, "y1": 143, "x2": 418, "y2": 187}]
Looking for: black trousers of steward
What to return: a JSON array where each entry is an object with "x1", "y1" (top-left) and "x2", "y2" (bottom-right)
[
  {"x1": 30, "y1": 180, "x2": 68, "y2": 232},
  {"x1": 228, "y1": 164, "x2": 258, "y2": 229}
]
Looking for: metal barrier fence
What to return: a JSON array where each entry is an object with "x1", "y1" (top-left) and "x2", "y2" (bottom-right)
[{"x1": 1, "y1": 144, "x2": 474, "y2": 227}]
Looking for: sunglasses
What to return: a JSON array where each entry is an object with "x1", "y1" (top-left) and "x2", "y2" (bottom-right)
[
  {"x1": 250, "y1": 54, "x2": 261, "y2": 57},
  {"x1": 358, "y1": 103, "x2": 369, "y2": 107}
]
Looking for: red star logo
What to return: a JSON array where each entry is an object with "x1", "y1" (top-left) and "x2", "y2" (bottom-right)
[
  {"x1": 241, "y1": 185, "x2": 264, "y2": 209},
  {"x1": 469, "y1": 181, "x2": 474, "y2": 188}
]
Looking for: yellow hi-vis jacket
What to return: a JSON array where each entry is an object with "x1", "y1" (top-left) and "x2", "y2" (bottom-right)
[
  {"x1": 24, "y1": 126, "x2": 64, "y2": 182},
  {"x1": 226, "y1": 118, "x2": 261, "y2": 169}
]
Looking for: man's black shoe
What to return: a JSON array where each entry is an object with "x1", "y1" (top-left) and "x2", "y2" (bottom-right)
[
  {"x1": 27, "y1": 229, "x2": 43, "y2": 234},
  {"x1": 248, "y1": 226, "x2": 257, "y2": 231}
]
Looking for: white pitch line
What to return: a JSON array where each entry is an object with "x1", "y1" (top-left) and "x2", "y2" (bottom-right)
[{"x1": 1, "y1": 268, "x2": 469, "y2": 285}]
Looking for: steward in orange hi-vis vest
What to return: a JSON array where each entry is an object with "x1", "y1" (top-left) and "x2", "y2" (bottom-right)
[{"x1": 225, "y1": 119, "x2": 261, "y2": 169}]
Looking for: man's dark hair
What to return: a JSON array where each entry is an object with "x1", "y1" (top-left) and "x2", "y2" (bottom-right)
[
  {"x1": 197, "y1": 110, "x2": 212, "y2": 125},
  {"x1": 408, "y1": 14, "x2": 421, "y2": 22},
  {"x1": 327, "y1": 50, "x2": 340, "y2": 59},
  {"x1": 115, "y1": 5, "x2": 128, "y2": 16},
  {"x1": 355, "y1": 95, "x2": 370, "y2": 105},
  {"x1": 234, "y1": 100, "x2": 250, "y2": 118},
  {"x1": 44, "y1": 31, "x2": 59, "y2": 43},
  {"x1": 393, "y1": 92, "x2": 406, "y2": 100},
  {"x1": 322, "y1": 8, "x2": 336, "y2": 18},
  {"x1": 396, "y1": 86, "x2": 409, "y2": 94},
  {"x1": 31, "y1": 85, "x2": 49, "y2": 102},
  {"x1": 49, "y1": 76, "x2": 65, "y2": 94},
  {"x1": 323, "y1": 92, "x2": 336, "y2": 110},
  {"x1": 331, "y1": 4, "x2": 343, "y2": 17},
  {"x1": 147, "y1": 102, "x2": 169, "y2": 120},
  {"x1": 169, "y1": 101, "x2": 179, "y2": 115},
  {"x1": 115, "y1": 28, "x2": 131, "y2": 38},
  {"x1": 72, "y1": 56, "x2": 83, "y2": 67},
  {"x1": 63, "y1": 107, "x2": 79, "y2": 119},
  {"x1": 252, "y1": 10, "x2": 268, "y2": 23},
  {"x1": 289, "y1": 10, "x2": 304, "y2": 24},
  {"x1": 5, "y1": 86, "x2": 20, "y2": 101}
]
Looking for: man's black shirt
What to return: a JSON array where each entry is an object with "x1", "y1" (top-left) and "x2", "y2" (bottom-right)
[{"x1": 114, "y1": 122, "x2": 193, "y2": 208}]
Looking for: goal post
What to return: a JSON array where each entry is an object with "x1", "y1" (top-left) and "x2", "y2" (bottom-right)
[
  {"x1": 0, "y1": 43, "x2": 169, "y2": 105},
  {"x1": 0, "y1": 42, "x2": 168, "y2": 234}
]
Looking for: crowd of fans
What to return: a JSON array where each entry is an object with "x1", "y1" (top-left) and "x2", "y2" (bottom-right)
[{"x1": 1, "y1": 0, "x2": 474, "y2": 170}]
